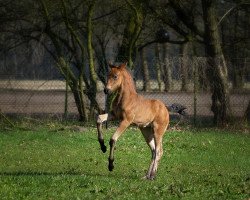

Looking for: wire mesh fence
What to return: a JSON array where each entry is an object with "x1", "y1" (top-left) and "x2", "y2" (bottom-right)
[{"x1": 0, "y1": 57, "x2": 249, "y2": 123}]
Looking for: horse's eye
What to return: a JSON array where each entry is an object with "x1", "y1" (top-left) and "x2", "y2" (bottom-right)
[{"x1": 113, "y1": 75, "x2": 118, "y2": 80}]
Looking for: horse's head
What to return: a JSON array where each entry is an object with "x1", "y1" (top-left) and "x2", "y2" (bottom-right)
[{"x1": 104, "y1": 62, "x2": 127, "y2": 94}]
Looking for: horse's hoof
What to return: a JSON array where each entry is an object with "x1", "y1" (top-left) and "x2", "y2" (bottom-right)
[
  {"x1": 108, "y1": 164, "x2": 114, "y2": 171},
  {"x1": 142, "y1": 175, "x2": 155, "y2": 180},
  {"x1": 101, "y1": 145, "x2": 107, "y2": 153},
  {"x1": 147, "y1": 176, "x2": 155, "y2": 180}
]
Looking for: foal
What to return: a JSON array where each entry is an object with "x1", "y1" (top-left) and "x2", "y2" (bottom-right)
[{"x1": 97, "y1": 62, "x2": 169, "y2": 180}]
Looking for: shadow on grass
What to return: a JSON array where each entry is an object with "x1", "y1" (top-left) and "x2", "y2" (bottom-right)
[
  {"x1": 0, "y1": 171, "x2": 81, "y2": 176},
  {"x1": 0, "y1": 170, "x2": 140, "y2": 180}
]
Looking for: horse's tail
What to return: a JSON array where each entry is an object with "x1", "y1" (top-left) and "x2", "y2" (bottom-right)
[{"x1": 166, "y1": 103, "x2": 187, "y2": 116}]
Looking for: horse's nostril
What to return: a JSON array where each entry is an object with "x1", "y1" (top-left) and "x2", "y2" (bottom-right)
[{"x1": 104, "y1": 88, "x2": 109, "y2": 94}]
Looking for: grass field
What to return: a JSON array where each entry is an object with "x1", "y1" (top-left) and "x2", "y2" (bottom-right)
[{"x1": 0, "y1": 120, "x2": 249, "y2": 200}]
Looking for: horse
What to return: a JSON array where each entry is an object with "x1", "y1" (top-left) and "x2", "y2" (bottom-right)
[{"x1": 97, "y1": 62, "x2": 169, "y2": 180}]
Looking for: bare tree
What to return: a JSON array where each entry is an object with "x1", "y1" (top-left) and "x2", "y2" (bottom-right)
[
  {"x1": 151, "y1": 0, "x2": 232, "y2": 125},
  {"x1": 201, "y1": 0, "x2": 230, "y2": 125},
  {"x1": 116, "y1": 0, "x2": 147, "y2": 68}
]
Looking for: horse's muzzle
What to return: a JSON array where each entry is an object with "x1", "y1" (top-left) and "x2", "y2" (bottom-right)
[{"x1": 104, "y1": 88, "x2": 110, "y2": 94}]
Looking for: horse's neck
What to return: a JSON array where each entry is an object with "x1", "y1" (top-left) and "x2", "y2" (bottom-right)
[{"x1": 117, "y1": 79, "x2": 137, "y2": 106}]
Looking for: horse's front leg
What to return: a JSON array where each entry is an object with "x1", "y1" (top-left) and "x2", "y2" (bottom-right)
[
  {"x1": 108, "y1": 120, "x2": 130, "y2": 171},
  {"x1": 97, "y1": 114, "x2": 109, "y2": 153}
]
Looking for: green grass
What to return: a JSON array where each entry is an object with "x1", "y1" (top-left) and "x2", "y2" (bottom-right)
[{"x1": 0, "y1": 121, "x2": 249, "y2": 200}]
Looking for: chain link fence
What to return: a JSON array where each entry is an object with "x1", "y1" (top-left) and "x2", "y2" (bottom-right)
[{"x1": 0, "y1": 57, "x2": 249, "y2": 124}]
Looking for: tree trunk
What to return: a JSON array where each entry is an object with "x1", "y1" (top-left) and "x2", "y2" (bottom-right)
[
  {"x1": 162, "y1": 43, "x2": 172, "y2": 92},
  {"x1": 140, "y1": 48, "x2": 151, "y2": 91},
  {"x1": 87, "y1": 1, "x2": 101, "y2": 115},
  {"x1": 244, "y1": 101, "x2": 250, "y2": 123},
  {"x1": 78, "y1": 73, "x2": 88, "y2": 121},
  {"x1": 116, "y1": 1, "x2": 144, "y2": 69},
  {"x1": 202, "y1": 0, "x2": 230, "y2": 126},
  {"x1": 54, "y1": 57, "x2": 87, "y2": 121},
  {"x1": 116, "y1": 15, "x2": 142, "y2": 68},
  {"x1": 232, "y1": 11, "x2": 244, "y2": 89}
]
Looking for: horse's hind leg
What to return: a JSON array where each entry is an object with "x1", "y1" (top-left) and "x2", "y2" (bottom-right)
[
  {"x1": 149, "y1": 124, "x2": 167, "y2": 179},
  {"x1": 149, "y1": 134, "x2": 163, "y2": 179},
  {"x1": 140, "y1": 127, "x2": 156, "y2": 180}
]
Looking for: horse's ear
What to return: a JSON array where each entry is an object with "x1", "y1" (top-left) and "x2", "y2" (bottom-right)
[
  {"x1": 108, "y1": 61, "x2": 115, "y2": 69},
  {"x1": 120, "y1": 62, "x2": 127, "y2": 69}
]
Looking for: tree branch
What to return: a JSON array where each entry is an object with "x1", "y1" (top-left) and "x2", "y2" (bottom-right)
[
  {"x1": 168, "y1": 0, "x2": 204, "y2": 38},
  {"x1": 217, "y1": 2, "x2": 250, "y2": 26}
]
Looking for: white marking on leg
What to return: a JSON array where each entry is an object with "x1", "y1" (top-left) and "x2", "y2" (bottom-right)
[
  {"x1": 150, "y1": 138, "x2": 163, "y2": 179},
  {"x1": 97, "y1": 113, "x2": 108, "y2": 123},
  {"x1": 146, "y1": 138, "x2": 156, "y2": 178},
  {"x1": 149, "y1": 139, "x2": 156, "y2": 158}
]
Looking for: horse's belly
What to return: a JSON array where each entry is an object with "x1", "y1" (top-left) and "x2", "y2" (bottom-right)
[{"x1": 134, "y1": 119, "x2": 153, "y2": 128}]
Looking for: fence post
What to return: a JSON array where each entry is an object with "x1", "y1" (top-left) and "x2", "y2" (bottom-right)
[
  {"x1": 64, "y1": 67, "x2": 69, "y2": 120},
  {"x1": 193, "y1": 57, "x2": 198, "y2": 126}
]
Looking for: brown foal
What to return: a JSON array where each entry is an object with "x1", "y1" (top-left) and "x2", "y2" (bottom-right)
[{"x1": 97, "y1": 62, "x2": 169, "y2": 180}]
